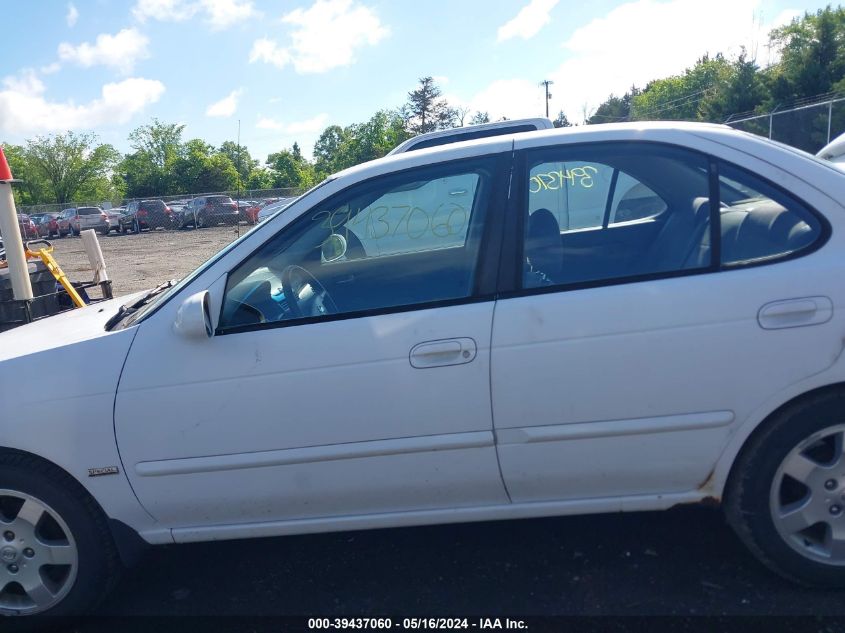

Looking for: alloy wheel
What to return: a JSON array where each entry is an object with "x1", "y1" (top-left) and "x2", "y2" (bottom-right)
[
  {"x1": 770, "y1": 423, "x2": 845, "y2": 565},
  {"x1": 0, "y1": 489, "x2": 78, "y2": 615}
]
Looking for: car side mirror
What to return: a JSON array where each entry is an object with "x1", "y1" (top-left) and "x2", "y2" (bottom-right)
[{"x1": 173, "y1": 290, "x2": 214, "y2": 339}]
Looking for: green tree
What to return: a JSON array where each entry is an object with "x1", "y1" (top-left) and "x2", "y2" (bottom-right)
[
  {"x1": 312, "y1": 111, "x2": 410, "y2": 176},
  {"x1": 470, "y1": 111, "x2": 490, "y2": 125},
  {"x1": 404, "y1": 76, "x2": 456, "y2": 134},
  {"x1": 336, "y1": 111, "x2": 410, "y2": 169},
  {"x1": 587, "y1": 88, "x2": 639, "y2": 124},
  {"x1": 768, "y1": 6, "x2": 845, "y2": 103},
  {"x1": 219, "y1": 140, "x2": 258, "y2": 184},
  {"x1": 266, "y1": 147, "x2": 316, "y2": 189},
  {"x1": 245, "y1": 168, "x2": 275, "y2": 190},
  {"x1": 23, "y1": 132, "x2": 120, "y2": 204},
  {"x1": 313, "y1": 125, "x2": 349, "y2": 175},
  {"x1": 699, "y1": 49, "x2": 767, "y2": 122},
  {"x1": 631, "y1": 54, "x2": 732, "y2": 121},
  {"x1": 552, "y1": 110, "x2": 572, "y2": 127},
  {"x1": 3, "y1": 144, "x2": 48, "y2": 206},
  {"x1": 172, "y1": 139, "x2": 239, "y2": 193},
  {"x1": 127, "y1": 119, "x2": 185, "y2": 168},
  {"x1": 121, "y1": 119, "x2": 186, "y2": 197}
]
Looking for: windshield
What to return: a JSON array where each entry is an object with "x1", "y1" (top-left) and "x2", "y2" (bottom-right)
[{"x1": 114, "y1": 178, "x2": 333, "y2": 329}]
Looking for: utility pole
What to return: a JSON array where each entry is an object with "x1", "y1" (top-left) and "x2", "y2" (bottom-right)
[
  {"x1": 236, "y1": 119, "x2": 241, "y2": 238},
  {"x1": 539, "y1": 80, "x2": 554, "y2": 118}
]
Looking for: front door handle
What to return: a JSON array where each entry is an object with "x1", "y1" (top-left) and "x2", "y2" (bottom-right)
[
  {"x1": 758, "y1": 296, "x2": 833, "y2": 330},
  {"x1": 409, "y1": 338, "x2": 477, "y2": 369}
]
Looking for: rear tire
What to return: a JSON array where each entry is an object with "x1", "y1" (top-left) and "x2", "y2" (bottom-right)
[
  {"x1": 725, "y1": 389, "x2": 845, "y2": 587},
  {"x1": 0, "y1": 452, "x2": 121, "y2": 623}
]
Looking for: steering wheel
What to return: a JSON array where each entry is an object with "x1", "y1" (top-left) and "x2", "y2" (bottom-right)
[{"x1": 280, "y1": 264, "x2": 338, "y2": 319}]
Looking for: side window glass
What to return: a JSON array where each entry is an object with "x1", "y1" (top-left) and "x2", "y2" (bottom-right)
[
  {"x1": 609, "y1": 172, "x2": 668, "y2": 224},
  {"x1": 219, "y1": 160, "x2": 495, "y2": 331},
  {"x1": 523, "y1": 144, "x2": 711, "y2": 288},
  {"x1": 718, "y1": 162, "x2": 822, "y2": 265}
]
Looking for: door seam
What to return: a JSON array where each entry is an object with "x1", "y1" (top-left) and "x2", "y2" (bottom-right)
[{"x1": 489, "y1": 298, "x2": 513, "y2": 502}]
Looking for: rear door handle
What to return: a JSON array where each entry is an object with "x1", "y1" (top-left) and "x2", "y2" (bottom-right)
[
  {"x1": 757, "y1": 296, "x2": 833, "y2": 330},
  {"x1": 409, "y1": 338, "x2": 477, "y2": 369}
]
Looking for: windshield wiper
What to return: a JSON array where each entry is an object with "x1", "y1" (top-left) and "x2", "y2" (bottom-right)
[{"x1": 104, "y1": 279, "x2": 177, "y2": 330}]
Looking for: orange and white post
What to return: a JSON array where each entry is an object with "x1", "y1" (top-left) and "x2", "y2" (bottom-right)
[{"x1": 0, "y1": 146, "x2": 33, "y2": 301}]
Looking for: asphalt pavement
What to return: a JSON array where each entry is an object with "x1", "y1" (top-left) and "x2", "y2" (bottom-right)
[{"x1": 64, "y1": 505, "x2": 845, "y2": 629}]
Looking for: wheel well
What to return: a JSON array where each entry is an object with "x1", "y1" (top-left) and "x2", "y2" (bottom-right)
[
  {"x1": 724, "y1": 381, "x2": 845, "y2": 499},
  {"x1": 0, "y1": 446, "x2": 148, "y2": 566}
]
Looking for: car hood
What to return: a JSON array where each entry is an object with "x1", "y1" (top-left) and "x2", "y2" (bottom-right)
[{"x1": 0, "y1": 290, "x2": 147, "y2": 363}]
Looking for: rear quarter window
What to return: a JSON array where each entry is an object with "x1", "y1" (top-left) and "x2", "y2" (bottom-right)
[{"x1": 717, "y1": 162, "x2": 826, "y2": 266}]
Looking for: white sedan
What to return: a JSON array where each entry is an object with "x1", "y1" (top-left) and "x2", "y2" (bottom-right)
[{"x1": 3, "y1": 121, "x2": 845, "y2": 618}]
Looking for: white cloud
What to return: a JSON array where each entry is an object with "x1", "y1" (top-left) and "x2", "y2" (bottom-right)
[
  {"x1": 256, "y1": 113, "x2": 329, "y2": 134},
  {"x1": 447, "y1": 79, "x2": 546, "y2": 123},
  {"x1": 133, "y1": 0, "x2": 197, "y2": 22},
  {"x1": 3, "y1": 70, "x2": 46, "y2": 98},
  {"x1": 203, "y1": 0, "x2": 257, "y2": 29},
  {"x1": 40, "y1": 63, "x2": 61, "y2": 75},
  {"x1": 0, "y1": 74, "x2": 165, "y2": 135},
  {"x1": 249, "y1": 0, "x2": 388, "y2": 74},
  {"x1": 548, "y1": 0, "x2": 797, "y2": 123},
  {"x1": 206, "y1": 88, "x2": 243, "y2": 117},
  {"x1": 58, "y1": 28, "x2": 150, "y2": 74},
  {"x1": 249, "y1": 38, "x2": 291, "y2": 69},
  {"x1": 132, "y1": 0, "x2": 257, "y2": 29},
  {"x1": 66, "y1": 2, "x2": 79, "y2": 27},
  {"x1": 497, "y1": 0, "x2": 559, "y2": 42}
]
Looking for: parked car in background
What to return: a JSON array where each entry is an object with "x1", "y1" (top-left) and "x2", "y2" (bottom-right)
[
  {"x1": 56, "y1": 208, "x2": 75, "y2": 237},
  {"x1": 185, "y1": 195, "x2": 239, "y2": 227},
  {"x1": 169, "y1": 203, "x2": 195, "y2": 229},
  {"x1": 106, "y1": 208, "x2": 126, "y2": 233},
  {"x1": 256, "y1": 197, "x2": 296, "y2": 223},
  {"x1": 34, "y1": 212, "x2": 61, "y2": 238},
  {"x1": 245, "y1": 198, "x2": 281, "y2": 224},
  {"x1": 816, "y1": 131, "x2": 845, "y2": 171},
  {"x1": 16, "y1": 214, "x2": 38, "y2": 240},
  {"x1": 236, "y1": 200, "x2": 257, "y2": 222},
  {"x1": 71, "y1": 206, "x2": 110, "y2": 235},
  {"x1": 119, "y1": 199, "x2": 171, "y2": 233}
]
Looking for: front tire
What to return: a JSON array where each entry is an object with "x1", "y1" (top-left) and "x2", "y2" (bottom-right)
[
  {"x1": 725, "y1": 389, "x2": 845, "y2": 587},
  {"x1": 0, "y1": 453, "x2": 120, "y2": 620}
]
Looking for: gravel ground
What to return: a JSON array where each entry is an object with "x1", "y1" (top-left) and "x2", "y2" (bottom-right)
[{"x1": 45, "y1": 226, "x2": 246, "y2": 297}]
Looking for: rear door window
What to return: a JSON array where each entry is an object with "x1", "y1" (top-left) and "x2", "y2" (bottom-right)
[{"x1": 521, "y1": 143, "x2": 711, "y2": 288}]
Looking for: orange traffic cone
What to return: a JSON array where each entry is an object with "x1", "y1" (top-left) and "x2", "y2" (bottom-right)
[{"x1": 0, "y1": 146, "x2": 14, "y2": 182}]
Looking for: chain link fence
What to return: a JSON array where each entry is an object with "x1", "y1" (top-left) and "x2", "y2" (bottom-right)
[{"x1": 726, "y1": 95, "x2": 845, "y2": 154}]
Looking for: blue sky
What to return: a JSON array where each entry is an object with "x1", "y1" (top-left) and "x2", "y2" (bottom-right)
[{"x1": 0, "y1": 0, "x2": 830, "y2": 162}]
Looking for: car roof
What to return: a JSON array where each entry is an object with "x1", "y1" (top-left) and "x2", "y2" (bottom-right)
[
  {"x1": 388, "y1": 117, "x2": 553, "y2": 155},
  {"x1": 328, "y1": 120, "x2": 845, "y2": 208},
  {"x1": 335, "y1": 121, "x2": 727, "y2": 180}
]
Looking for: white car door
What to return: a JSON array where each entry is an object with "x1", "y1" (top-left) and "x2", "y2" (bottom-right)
[
  {"x1": 491, "y1": 140, "x2": 838, "y2": 504},
  {"x1": 115, "y1": 155, "x2": 511, "y2": 530}
]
